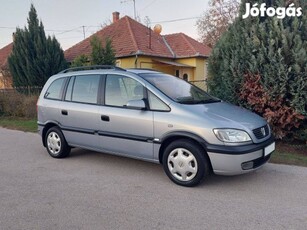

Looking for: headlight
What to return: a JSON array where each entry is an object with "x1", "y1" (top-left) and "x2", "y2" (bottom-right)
[{"x1": 213, "y1": 129, "x2": 251, "y2": 143}]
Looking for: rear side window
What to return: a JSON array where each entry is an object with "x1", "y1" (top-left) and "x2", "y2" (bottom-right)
[
  {"x1": 69, "y1": 75, "x2": 100, "y2": 104},
  {"x1": 45, "y1": 78, "x2": 66, "y2": 100}
]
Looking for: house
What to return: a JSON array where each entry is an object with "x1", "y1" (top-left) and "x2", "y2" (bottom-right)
[
  {"x1": 65, "y1": 12, "x2": 211, "y2": 83},
  {"x1": 0, "y1": 42, "x2": 13, "y2": 89}
]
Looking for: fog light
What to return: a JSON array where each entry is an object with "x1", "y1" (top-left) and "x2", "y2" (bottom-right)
[{"x1": 242, "y1": 161, "x2": 254, "y2": 170}]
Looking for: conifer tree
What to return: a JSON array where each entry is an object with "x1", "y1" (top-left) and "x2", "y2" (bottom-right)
[
  {"x1": 208, "y1": 0, "x2": 307, "y2": 139},
  {"x1": 90, "y1": 36, "x2": 105, "y2": 65},
  {"x1": 90, "y1": 36, "x2": 116, "y2": 66},
  {"x1": 8, "y1": 4, "x2": 67, "y2": 88},
  {"x1": 104, "y1": 38, "x2": 116, "y2": 65}
]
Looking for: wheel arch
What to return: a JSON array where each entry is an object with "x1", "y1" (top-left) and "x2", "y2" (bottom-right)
[
  {"x1": 158, "y1": 131, "x2": 211, "y2": 168},
  {"x1": 42, "y1": 122, "x2": 60, "y2": 147}
]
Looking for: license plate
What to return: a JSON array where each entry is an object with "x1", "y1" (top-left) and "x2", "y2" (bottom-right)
[{"x1": 264, "y1": 142, "x2": 275, "y2": 156}]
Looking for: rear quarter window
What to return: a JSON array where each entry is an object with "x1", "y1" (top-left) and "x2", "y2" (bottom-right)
[{"x1": 44, "y1": 78, "x2": 66, "y2": 100}]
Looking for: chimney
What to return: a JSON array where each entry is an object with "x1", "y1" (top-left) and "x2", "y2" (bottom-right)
[
  {"x1": 12, "y1": 32, "x2": 15, "y2": 42},
  {"x1": 112, "y1": 12, "x2": 120, "y2": 23}
]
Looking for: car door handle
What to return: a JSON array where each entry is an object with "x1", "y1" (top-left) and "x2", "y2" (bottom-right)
[
  {"x1": 61, "y1": 110, "x2": 68, "y2": 116},
  {"x1": 101, "y1": 115, "x2": 110, "y2": 122}
]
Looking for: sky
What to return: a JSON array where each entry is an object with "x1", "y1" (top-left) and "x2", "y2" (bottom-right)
[{"x1": 0, "y1": 0, "x2": 210, "y2": 50}]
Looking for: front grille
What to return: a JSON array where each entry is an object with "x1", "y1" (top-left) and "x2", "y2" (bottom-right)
[{"x1": 253, "y1": 125, "x2": 269, "y2": 139}]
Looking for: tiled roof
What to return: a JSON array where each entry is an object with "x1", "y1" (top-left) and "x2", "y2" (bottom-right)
[
  {"x1": 65, "y1": 16, "x2": 211, "y2": 62},
  {"x1": 0, "y1": 43, "x2": 13, "y2": 69},
  {"x1": 65, "y1": 16, "x2": 173, "y2": 61},
  {"x1": 164, "y1": 33, "x2": 211, "y2": 58}
]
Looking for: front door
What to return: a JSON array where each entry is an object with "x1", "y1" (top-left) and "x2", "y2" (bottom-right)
[{"x1": 99, "y1": 74, "x2": 154, "y2": 160}]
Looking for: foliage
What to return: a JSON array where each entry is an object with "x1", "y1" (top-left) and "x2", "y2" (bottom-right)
[
  {"x1": 8, "y1": 4, "x2": 67, "y2": 88},
  {"x1": 197, "y1": 0, "x2": 240, "y2": 47},
  {"x1": 208, "y1": 0, "x2": 307, "y2": 139},
  {"x1": 71, "y1": 54, "x2": 89, "y2": 67},
  {"x1": 71, "y1": 36, "x2": 116, "y2": 66},
  {"x1": 103, "y1": 38, "x2": 116, "y2": 65},
  {"x1": 90, "y1": 36, "x2": 116, "y2": 66},
  {"x1": 91, "y1": 36, "x2": 105, "y2": 65},
  {"x1": 240, "y1": 73, "x2": 305, "y2": 139},
  {"x1": 0, "y1": 90, "x2": 38, "y2": 118}
]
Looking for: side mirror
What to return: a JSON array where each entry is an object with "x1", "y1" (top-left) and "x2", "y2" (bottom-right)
[{"x1": 126, "y1": 99, "x2": 146, "y2": 110}]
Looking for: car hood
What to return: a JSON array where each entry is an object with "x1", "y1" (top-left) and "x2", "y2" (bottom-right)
[{"x1": 185, "y1": 102, "x2": 267, "y2": 131}]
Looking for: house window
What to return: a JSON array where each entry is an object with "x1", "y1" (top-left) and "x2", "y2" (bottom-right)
[
  {"x1": 183, "y1": 73, "x2": 188, "y2": 81},
  {"x1": 175, "y1": 70, "x2": 180, "y2": 78},
  {"x1": 204, "y1": 62, "x2": 208, "y2": 80}
]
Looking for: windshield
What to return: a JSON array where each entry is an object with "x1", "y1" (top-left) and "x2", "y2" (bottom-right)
[{"x1": 141, "y1": 73, "x2": 220, "y2": 104}]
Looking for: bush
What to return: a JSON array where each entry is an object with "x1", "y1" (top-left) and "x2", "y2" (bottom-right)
[
  {"x1": 0, "y1": 91, "x2": 38, "y2": 118},
  {"x1": 239, "y1": 73, "x2": 305, "y2": 139},
  {"x1": 207, "y1": 0, "x2": 307, "y2": 140}
]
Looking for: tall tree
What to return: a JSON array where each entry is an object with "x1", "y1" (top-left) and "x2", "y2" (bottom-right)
[
  {"x1": 8, "y1": 4, "x2": 67, "y2": 88},
  {"x1": 72, "y1": 36, "x2": 116, "y2": 66},
  {"x1": 90, "y1": 36, "x2": 105, "y2": 65},
  {"x1": 197, "y1": 0, "x2": 240, "y2": 48},
  {"x1": 103, "y1": 38, "x2": 116, "y2": 65},
  {"x1": 208, "y1": 0, "x2": 307, "y2": 139}
]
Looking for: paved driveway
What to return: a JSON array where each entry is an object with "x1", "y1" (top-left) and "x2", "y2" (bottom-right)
[{"x1": 0, "y1": 127, "x2": 306, "y2": 230}]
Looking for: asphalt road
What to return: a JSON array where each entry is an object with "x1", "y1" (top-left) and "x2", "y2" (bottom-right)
[{"x1": 0, "y1": 127, "x2": 307, "y2": 230}]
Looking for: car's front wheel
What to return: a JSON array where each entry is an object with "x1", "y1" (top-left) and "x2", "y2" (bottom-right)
[
  {"x1": 45, "y1": 127, "x2": 70, "y2": 158},
  {"x1": 162, "y1": 139, "x2": 210, "y2": 187}
]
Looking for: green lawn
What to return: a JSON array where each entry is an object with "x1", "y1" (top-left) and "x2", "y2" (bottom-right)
[
  {"x1": 0, "y1": 116, "x2": 306, "y2": 167},
  {"x1": 271, "y1": 151, "x2": 307, "y2": 167},
  {"x1": 0, "y1": 117, "x2": 37, "y2": 133},
  {"x1": 271, "y1": 143, "x2": 307, "y2": 167}
]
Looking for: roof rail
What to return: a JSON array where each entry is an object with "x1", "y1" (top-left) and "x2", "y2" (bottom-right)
[{"x1": 60, "y1": 65, "x2": 126, "y2": 73}]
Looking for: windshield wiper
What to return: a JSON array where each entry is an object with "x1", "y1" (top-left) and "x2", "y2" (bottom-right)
[{"x1": 194, "y1": 98, "x2": 221, "y2": 104}]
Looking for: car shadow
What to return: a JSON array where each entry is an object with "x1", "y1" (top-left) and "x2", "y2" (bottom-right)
[{"x1": 68, "y1": 147, "x2": 271, "y2": 189}]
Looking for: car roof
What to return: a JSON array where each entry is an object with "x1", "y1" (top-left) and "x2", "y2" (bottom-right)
[
  {"x1": 55, "y1": 66, "x2": 161, "y2": 78},
  {"x1": 126, "y1": 68, "x2": 161, "y2": 75}
]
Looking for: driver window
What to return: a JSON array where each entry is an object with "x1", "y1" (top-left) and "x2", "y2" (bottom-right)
[{"x1": 105, "y1": 75, "x2": 144, "y2": 107}]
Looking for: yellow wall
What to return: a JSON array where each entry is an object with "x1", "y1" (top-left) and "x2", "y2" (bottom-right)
[
  {"x1": 0, "y1": 72, "x2": 4, "y2": 89},
  {"x1": 116, "y1": 55, "x2": 208, "y2": 83},
  {"x1": 117, "y1": 56, "x2": 176, "y2": 75},
  {"x1": 0, "y1": 70, "x2": 13, "y2": 89},
  {"x1": 176, "y1": 58, "x2": 208, "y2": 81}
]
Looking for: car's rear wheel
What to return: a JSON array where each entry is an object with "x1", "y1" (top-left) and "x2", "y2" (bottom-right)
[
  {"x1": 45, "y1": 127, "x2": 70, "y2": 158},
  {"x1": 162, "y1": 139, "x2": 210, "y2": 187}
]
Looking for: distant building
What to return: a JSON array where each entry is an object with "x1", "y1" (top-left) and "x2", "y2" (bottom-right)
[
  {"x1": 0, "y1": 42, "x2": 13, "y2": 89},
  {"x1": 65, "y1": 12, "x2": 211, "y2": 83}
]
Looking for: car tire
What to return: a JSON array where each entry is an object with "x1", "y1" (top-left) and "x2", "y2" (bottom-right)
[
  {"x1": 45, "y1": 127, "x2": 71, "y2": 158},
  {"x1": 162, "y1": 139, "x2": 210, "y2": 187}
]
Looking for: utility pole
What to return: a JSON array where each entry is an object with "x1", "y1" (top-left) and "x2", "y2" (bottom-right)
[
  {"x1": 82, "y1": 26, "x2": 85, "y2": 39},
  {"x1": 120, "y1": 0, "x2": 136, "y2": 20}
]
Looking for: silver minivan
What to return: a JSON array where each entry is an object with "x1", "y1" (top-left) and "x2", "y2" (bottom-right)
[{"x1": 37, "y1": 66, "x2": 275, "y2": 186}]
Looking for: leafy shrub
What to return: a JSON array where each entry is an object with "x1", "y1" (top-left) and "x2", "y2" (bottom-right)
[
  {"x1": 240, "y1": 73, "x2": 305, "y2": 139},
  {"x1": 0, "y1": 91, "x2": 38, "y2": 118},
  {"x1": 207, "y1": 0, "x2": 307, "y2": 140}
]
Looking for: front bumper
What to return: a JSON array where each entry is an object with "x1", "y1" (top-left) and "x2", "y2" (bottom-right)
[{"x1": 206, "y1": 136, "x2": 275, "y2": 175}]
